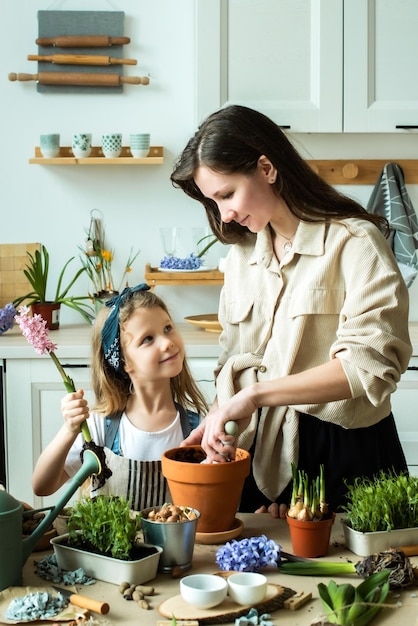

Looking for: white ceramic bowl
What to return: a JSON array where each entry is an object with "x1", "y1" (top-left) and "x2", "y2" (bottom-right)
[
  {"x1": 180, "y1": 574, "x2": 228, "y2": 609},
  {"x1": 227, "y1": 572, "x2": 268, "y2": 606}
]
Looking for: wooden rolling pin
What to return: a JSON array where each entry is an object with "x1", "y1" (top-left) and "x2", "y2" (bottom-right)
[
  {"x1": 35, "y1": 35, "x2": 130, "y2": 47},
  {"x1": 8, "y1": 72, "x2": 149, "y2": 86},
  {"x1": 28, "y1": 54, "x2": 137, "y2": 66}
]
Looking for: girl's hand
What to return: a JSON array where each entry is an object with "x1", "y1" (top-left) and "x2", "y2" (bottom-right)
[{"x1": 61, "y1": 389, "x2": 89, "y2": 434}]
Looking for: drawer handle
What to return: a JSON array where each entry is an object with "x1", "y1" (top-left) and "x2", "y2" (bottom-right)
[{"x1": 60, "y1": 363, "x2": 89, "y2": 369}]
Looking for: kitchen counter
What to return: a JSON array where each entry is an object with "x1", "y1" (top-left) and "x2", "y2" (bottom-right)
[
  {"x1": 2, "y1": 322, "x2": 418, "y2": 359},
  {"x1": 0, "y1": 323, "x2": 222, "y2": 360},
  {"x1": 20, "y1": 513, "x2": 418, "y2": 625}
]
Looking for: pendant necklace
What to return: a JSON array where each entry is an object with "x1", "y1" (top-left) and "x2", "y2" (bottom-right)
[{"x1": 275, "y1": 227, "x2": 297, "y2": 254}]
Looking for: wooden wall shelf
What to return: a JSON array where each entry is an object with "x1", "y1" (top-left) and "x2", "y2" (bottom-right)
[
  {"x1": 307, "y1": 159, "x2": 418, "y2": 185},
  {"x1": 144, "y1": 263, "x2": 224, "y2": 287},
  {"x1": 29, "y1": 145, "x2": 164, "y2": 165}
]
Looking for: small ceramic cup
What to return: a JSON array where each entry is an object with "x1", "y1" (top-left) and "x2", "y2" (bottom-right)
[
  {"x1": 129, "y1": 133, "x2": 150, "y2": 158},
  {"x1": 227, "y1": 572, "x2": 268, "y2": 606},
  {"x1": 72, "y1": 133, "x2": 92, "y2": 158},
  {"x1": 180, "y1": 574, "x2": 228, "y2": 609},
  {"x1": 101, "y1": 133, "x2": 122, "y2": 158},
  {"x1": 40, "y1": 133, "x2": 60, "y2": 158}
]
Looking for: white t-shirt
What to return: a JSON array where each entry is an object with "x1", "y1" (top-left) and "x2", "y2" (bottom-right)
[{"x1": 65, "y1": 410, "x2": 184, "y2": 478}]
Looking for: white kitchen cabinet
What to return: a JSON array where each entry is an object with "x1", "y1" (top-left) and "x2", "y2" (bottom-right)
[
  {"x1": 196, "y1": 0, "x2": 343, "y2": 132},
  {"x1": 390, "y1": 357, "x2": 418, "y2": 477},
  {"x1": 188, "y1": 357, "x2": 217, "y2": 406},
  {"x1": 344, "y1": 0, "x2": 418, "y2": 132},
  {"x1": 4, "y1": 358, "x2": 94, "y2": 508},
  {"x1": 197, "y1": 0, "x2": 418, "y2": 133}
]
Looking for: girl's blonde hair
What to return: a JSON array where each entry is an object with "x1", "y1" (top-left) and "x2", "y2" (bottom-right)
[{"x1": 91, "y1": 290, "x2": 209, "y2": 417}]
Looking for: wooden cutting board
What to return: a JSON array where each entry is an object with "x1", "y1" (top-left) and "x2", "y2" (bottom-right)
[
  {"x1": 0, "y1": 243, "x2": 41, "y2": 307},
  {"x1": 158, "y1": 583, "x2": 296, "y2": 624}
]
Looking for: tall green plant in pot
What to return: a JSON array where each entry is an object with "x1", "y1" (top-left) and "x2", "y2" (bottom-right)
[
  {"x1": 50, "y1": 495, "x2": 162, "y2": 585},
  {"x1": 13, "y1": 245, "x2": 94, "y2": 329}
]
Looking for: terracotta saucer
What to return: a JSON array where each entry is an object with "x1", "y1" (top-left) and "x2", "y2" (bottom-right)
[{"x1": 195, "y1": 517, "x2": 244, "y2": 545}]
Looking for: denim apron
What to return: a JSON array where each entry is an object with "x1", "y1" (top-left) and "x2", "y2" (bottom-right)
[{"x1": 90, "y1": 404, "x2": 199, "y2": 511}]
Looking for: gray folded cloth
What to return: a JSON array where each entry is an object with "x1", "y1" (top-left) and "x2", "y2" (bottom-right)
[{"x1": 367, "y1": 162, "x2": 418, "y2": 287}]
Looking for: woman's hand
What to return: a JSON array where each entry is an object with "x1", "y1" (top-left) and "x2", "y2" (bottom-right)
[
  {"x1": 182, "y1": 387, "x2": 257, "y2": 463},
  {"x1": 255, "y1": 503, "x2": 288, "y2": 519},
  {"x1": 61, "y1": 389, "x2": 90, "y2": 435}
]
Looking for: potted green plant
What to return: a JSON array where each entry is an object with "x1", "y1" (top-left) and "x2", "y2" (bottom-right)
[
  {"x1": 50, "y1": 495, "x2": 162, "y2": 584},
  {"x1": 341, "y1": 470, "x2": 418, "y2": 556},
  {"x1": 286, "y1": 464, "x2": 335, "y2": 557},
  {"x1": 13, "y1": 244, "x2": 94, "y2": 328}
]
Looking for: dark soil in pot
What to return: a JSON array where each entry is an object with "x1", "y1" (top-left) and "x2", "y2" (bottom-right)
[
  {"x1": 165, "y1": 447, "x2": 207, "y2": 463},
  {"x1": 63, "y1": 537, "x2": 159, "y2": 561}
]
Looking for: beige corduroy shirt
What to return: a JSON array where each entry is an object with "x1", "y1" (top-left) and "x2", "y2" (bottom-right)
[{"x1": 215, "y1": 218, "x2": 412, "y2": 501}]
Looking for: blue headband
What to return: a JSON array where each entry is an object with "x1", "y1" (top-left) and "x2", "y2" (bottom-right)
[{"x1": 101, "y1": 283, "x2": 151, "y2": 373}]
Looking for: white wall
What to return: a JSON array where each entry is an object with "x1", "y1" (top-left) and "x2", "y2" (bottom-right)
[{"x1": 2, "y1": 0, "x2": 418, "y2": 324}]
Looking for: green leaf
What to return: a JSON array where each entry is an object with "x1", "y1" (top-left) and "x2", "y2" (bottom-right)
[
  {"x1": 68, "y1": 495, "x2": 140, "y2": 560},
  {"x1": 317, "y1": 582, "x2": 338, "y2": 622},
  {"x1": 356, "y1": 570, "x2": 390, "y2": 601},
  {"x1": 14, "y1": 244, "x2": 93, "y2": 325},
  {"x1": 317, "y1": 572, "x2": 391, "y2": 626}
]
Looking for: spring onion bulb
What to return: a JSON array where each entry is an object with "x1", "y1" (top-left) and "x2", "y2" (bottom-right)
[{"x1": 288, "y1": 463, "x2": 329, "y2": 521}]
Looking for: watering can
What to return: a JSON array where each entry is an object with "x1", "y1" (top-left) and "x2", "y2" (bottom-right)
[{"x1": 0, "y1": 449, "x2": 101, "y2": 592}]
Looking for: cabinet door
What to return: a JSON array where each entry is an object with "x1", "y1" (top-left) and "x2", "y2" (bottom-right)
[
  {"x1": 5, "y1": 359, "x2": 93, "y2": 507},
  {"x1": 344, "y1": 0, "x2": 418, "y2": 132},
  {"x1": 188, "y1": 357, "x2": 217, "y2": 406},
  {"x1": 390, "y1": 360, "x2": 418, "y2": 477},
  {"x1": 196, "y1": 0, "x2": 343, "y2": 132}
]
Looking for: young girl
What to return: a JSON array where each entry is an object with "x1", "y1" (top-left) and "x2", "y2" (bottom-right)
[{"x1": 31, "y1": 283, "x2": 208, "y2": 510}]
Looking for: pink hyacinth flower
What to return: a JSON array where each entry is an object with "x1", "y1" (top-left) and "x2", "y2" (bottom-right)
[{"x1": 14, "y1": 305, "x2": 92, "y2": 443}]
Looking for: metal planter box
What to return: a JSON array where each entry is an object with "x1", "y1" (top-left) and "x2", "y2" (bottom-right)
[
  {"x1": 342, "y1": 520, "x2": 418, "y2": 557},
  {"x1": 51, "y1": 533, "x2": 162, "y2": 585}
]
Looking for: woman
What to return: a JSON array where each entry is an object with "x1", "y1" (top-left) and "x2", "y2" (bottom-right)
[{"x1": 170, "y1": 104, "x2": 412, "y2": 517}]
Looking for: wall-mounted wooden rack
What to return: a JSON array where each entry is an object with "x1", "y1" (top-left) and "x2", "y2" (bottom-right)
[
  {"x1": 145, "y1": 263, "x2": 223, "y2": 287},
  {"x1": 307, "y1": 160, "x2": 418, "y2": 185},
  {"x1": 29, "y1": 146, "x2": 163, "y2": 165}
]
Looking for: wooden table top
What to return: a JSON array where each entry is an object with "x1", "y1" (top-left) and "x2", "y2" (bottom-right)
[{"x1": 19, "y1": 513, "x2": 418, "y2": 625}]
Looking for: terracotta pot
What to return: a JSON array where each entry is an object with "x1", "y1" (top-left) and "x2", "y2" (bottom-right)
[
  {"x1": 286, "y1": 512, "x2": 336, "y2": 558},
  {"x1": 31, "y1": 302, "x2": 61, "y2": 330},
  {"x1": 161, "y1": 446, "x2": 251, "y2": 534}
]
